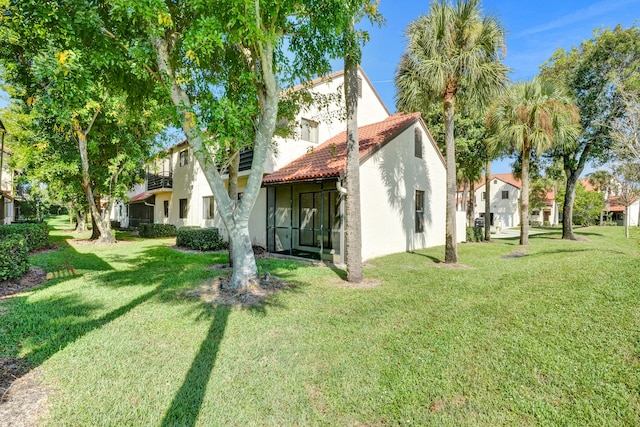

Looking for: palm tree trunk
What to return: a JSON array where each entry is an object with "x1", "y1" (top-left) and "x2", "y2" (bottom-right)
[
  {"x1": 484, "y1": 160, "x2": 491, "y2": 241},
  {"x1": 344, "y1": 49, "x2": 362, "y2": 283},
  {"x1": 467, "y1": 180, "x2": 476, "y2": 228},
  {"x1": 520, "y1": 148, "x2": 530, "y2": 245},
  {"x1": 444, "y1": 94, "x2": 458, "y2": 263}
]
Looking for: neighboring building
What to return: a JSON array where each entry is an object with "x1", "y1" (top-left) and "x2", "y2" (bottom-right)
[
  {"x1": 117, "y1": 68, "x2": 451, "y2": 262},
  {"x1": 460, "y1": 173, "x2": 559, "y2": 228},
  {"x1": 0, "y1": 145, "x2": 16, "y2": 225},
  {"x1": 579, "y1": 178, "x2": 640, "y2": 227}
]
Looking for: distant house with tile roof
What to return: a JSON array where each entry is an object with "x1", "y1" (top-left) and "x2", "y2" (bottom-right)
[
  {"x1": 116, "y1": 68, "x2": 450, "y2": 263},
  {"x1": 578, "y1": 178, "x2": 639, "y2": 226},
  {"x1": 459, "y1": 173, "x2": 559, "y2": 228}
]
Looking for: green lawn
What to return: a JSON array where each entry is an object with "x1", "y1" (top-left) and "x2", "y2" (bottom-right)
[{"x1": 1, "y1": 217, "x2": 639, "y2": 426}]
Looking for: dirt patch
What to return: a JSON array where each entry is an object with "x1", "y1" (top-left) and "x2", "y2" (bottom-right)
[
  {"x1": 186, "y1": 272, "x2": 290, "y2": 307},
  {"x1": 0, "y1": 368, "x2": 50, "y2": 427},
  {"x1": 334, "y1": 277, "x2": 384, "y2": 289},
  {"x1": 0, "y1": 268, "x2": 47, "y2": 299},
  {"x1": 435, "y1": 263, "x2": 472, "y2": 270},
  {"x1": 501, "y1": 249, "x2": 528, "y2": 259},
  {"x1": 0, "y1": 357, "x2": 29, "y2": 400}
]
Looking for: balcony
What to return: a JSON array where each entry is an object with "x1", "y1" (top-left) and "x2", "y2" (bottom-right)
[{"x1": 146, "y1": 173, "x2": 173, "y2": 192}]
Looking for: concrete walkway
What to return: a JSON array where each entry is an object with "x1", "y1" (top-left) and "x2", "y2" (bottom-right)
[{"x1": 491, "y1": 227, "x2": 548, "y2": 239}]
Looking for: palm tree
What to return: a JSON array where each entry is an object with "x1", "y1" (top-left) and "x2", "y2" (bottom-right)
[
  {"x1": 396, "y1": 0, "x2": 509, "y2": 263},
  {"x1": 487, "y1": 78, "x2": 580, "y2": 245}
]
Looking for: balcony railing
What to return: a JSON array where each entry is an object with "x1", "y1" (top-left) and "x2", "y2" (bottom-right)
[{"x1": 147, "y1": 173, "x2": 173, "y2": 191}]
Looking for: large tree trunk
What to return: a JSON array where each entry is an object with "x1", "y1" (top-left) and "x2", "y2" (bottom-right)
[
  {"x1": 484, "y1": 161, "x2": 491, "y2": 241},
  {"x1": 562, "y1": 148, "x2": 589, "y2": 240},
  {"x1": 227, "y1": 147, "x2": 240, "y2": 268},
  {"x1": 76, "y1": 208, "x2": 87, "y2": 233},
  {"x1": 562, "y1": 169, "x2": 580, "y2": 240},
  {"x1": 153, "y1": 36, "x2": 278, "y2": 291},
  {"x1": 77, "y1": 130, "x2": 116, "y2": 244},
  {"x1": 520, "y1": 148, "x2": 530, "y2": 245},
  {"x1": 444, "y1": 94, "x2": 458, "y2": 263},
  {"x1": 344, "y1": 50, "x2": 362, "y2": 283}
]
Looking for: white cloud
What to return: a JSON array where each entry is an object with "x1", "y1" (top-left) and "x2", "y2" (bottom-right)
[{"x1": 515, "y1": 0, "x2": 640, "y2": 38}]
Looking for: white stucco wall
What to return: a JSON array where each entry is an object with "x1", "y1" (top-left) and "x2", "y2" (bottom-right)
[
  {"x1": 624, "y1": 200, "x2": 640, "y2": 227},
  {"x1": 360, "y1": 122, "x2": 446, "y2": 261},
  {"x1": 266, "y1": 68, "x2": 390, "y2": 174}
]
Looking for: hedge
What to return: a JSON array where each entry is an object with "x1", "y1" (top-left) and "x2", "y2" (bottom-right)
[
  {"x1": 139, "y1": 223, "x2": 177, "y2": 238},
  {"x1": 176, "y1": 227, "x2": 228, "y2": 251},
  {"x1": 0, "y1": 222, "x2": 50, "y2": 252},
  {"x1": 466, "y1": 226, "x2": 486, "y2": 242},
  {"x1": 0, "y1": 234, "x2": 30, "y2": 281}
]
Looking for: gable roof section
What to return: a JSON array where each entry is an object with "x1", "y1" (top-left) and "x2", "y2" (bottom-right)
[
  {"x1": 288, "y1": 66, "x2": 391, "y2": 116},
  {"x1": 263, "y1": 112, "x2": 422, "y2": 184},
  {"x1": 128, "y1": 192, "x2": 153, "y2": 203},
  {"x1": 462, "y1": 173, "x2": 522, "y2": 191}
]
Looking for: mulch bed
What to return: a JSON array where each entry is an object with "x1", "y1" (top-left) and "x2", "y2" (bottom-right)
[
  {"x1": 0, "y1": 267, "x2": 47, "y2": 299},
  {"x1": 186, "y1": 272, "x2": 290, "y2": 307},
  {"x1": 0, "y1": 357, "x2": 29, "y2": 401}
]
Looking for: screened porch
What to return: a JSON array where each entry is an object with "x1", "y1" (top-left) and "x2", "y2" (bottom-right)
[{"x1": 265, "y1": 181, "x2": 344, "y2": 264}]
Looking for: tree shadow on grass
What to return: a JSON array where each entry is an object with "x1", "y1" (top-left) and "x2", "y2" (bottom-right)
[
  {"x1": 409, "y1": 251, "x2": 442, "y2": 264},
  {"x1": 160, "y1": 305, "x2": 230, "y2": 427}
]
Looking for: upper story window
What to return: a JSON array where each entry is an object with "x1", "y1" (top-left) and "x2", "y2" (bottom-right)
[
  {"x1": 357, "y1": 76, "x2": 363, "y2": 98},
  {"x1": 179, "y1": 149, "x2": 189, "y2": 167},
  {"x1": 481, "y1": 192, "x2": 486, "y2": 201},
  {"x1": 502, "y1": 191, "x2": 509, "y2": 199},
  {"x1": 300, "y1": 118, "x2": 319, "y2": 144},
  {"x1": 414, "y1": 127, "x2": 423, "y2": 158}
]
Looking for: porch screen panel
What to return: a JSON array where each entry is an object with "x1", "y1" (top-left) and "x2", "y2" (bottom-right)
[{"x1": 299, "y1": 192, "x2": 317, "y2": 247}]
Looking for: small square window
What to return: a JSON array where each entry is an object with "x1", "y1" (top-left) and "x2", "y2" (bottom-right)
[
  {"x1": 414, "y1": 128, "x2": 423, "y2": 159},
  {"x1": 179, "y1": 198, "x2": 188, "y2": 218},
  {"x1": 502, "y1": 191, "x2": 509, "y2": 199},
  {"x1": 415, "y1": 190, "x2": 425, "y2": 233},
  {"x1": 203, "y1": 196, "x2": 214, "y2": 219},
  {"x1": 179, "y1": 149, "x2": 189, "y2": 167}
]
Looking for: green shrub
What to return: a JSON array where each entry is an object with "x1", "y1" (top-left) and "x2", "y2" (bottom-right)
[
  {"x1": 176, "y1": 227, "x2": 228, "y2": 251},
  {"x1": 0, "y1": 222, "x2": 50, "y2": 252},
  {"x1": 139, "y1": 223, "x2": 177, "y2": 238},
  {"x1": 466, "y1": 226, "x2": 485, "y2": 242},
  {"x1": 0, "y1": 234, "x2": 30, "y2": 281}
]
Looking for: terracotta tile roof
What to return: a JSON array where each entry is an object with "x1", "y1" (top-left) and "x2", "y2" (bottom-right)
[
  {"x1": 263, "y1": 112, "x2": 421, "y2": 184},
  {"x1": 129, "y1": 192, "x2": 153, "y2": 203},
  {"x1": 579, "y1": 178, "x2": 597, "y2": 192}
]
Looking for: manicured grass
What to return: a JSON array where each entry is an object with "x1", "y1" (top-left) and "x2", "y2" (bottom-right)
[{"x1": 1, "y1": 217, "x2": 639, "y2": 426}]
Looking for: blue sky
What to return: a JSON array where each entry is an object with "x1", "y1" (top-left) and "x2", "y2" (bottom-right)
[
  {"x1": 2, "y1": 1, "x2": 638, "y2": 174},
  {"x1": 355, "y1": 0, "x2": 640, "y2": 173}
]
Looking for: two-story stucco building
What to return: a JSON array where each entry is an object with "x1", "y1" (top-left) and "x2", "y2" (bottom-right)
[{"x1": 116, "y1": 68, "x2": 451, "y2": 263}]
